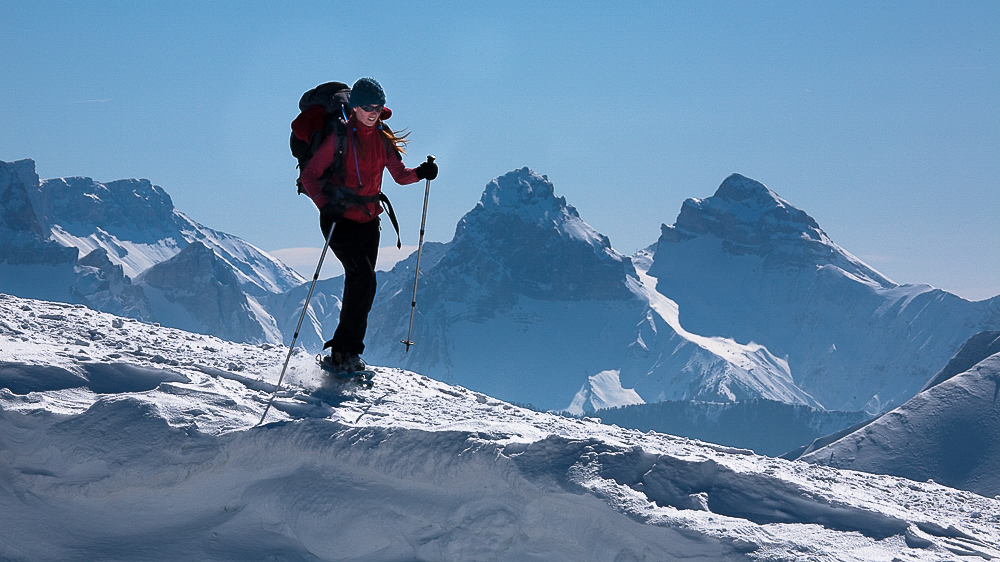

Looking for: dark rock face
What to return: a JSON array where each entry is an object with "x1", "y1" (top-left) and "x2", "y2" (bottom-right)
[
  {"x1": 438, "y1": 167, "x2": 636, "y2": 304},
  {"x1": 72, "y1": 248, "x2": 155, "y2": 321},
  {"x1": 0, "y1": 159, "x2": 77, "y2": 265}
]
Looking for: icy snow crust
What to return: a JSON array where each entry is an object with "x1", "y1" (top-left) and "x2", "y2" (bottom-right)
[{"x1": 2, "y1": 294, "x2": 999, "y2": 561}]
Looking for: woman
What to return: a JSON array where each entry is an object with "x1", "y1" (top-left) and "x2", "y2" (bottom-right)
[{"x1": 299, "y1": 77, "x2": 438, "y2": 373}]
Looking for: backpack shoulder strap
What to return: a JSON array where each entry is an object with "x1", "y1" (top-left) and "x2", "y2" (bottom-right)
[{"x1": 317, "y1": 117, "x2": 350, "y2": 184}]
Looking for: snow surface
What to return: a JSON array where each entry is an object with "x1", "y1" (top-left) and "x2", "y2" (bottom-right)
[{"x1": 3, "y1": 292, "x2": 999, "y2": 561}]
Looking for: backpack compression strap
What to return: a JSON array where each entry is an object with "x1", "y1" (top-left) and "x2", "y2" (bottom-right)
[{"x1": 379, "y1": 192, "x2": 402, "y2": 249}]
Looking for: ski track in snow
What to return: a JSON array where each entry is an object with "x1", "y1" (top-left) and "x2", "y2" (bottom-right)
[{"x1": 1, "y1": 293, "x2": 999, "y2": 561}]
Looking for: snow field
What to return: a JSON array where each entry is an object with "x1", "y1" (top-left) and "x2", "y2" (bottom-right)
[{"x1": 2, "y1": 293, "x2": 1000, "y2": 561}]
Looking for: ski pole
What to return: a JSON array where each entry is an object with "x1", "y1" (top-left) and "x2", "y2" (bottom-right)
[
  {"x1": 257, "y1": 220, "x2": 336, "y2": 426},
  {"x1": 401, "y1": 155, "x2": 435, "y2": 352}
]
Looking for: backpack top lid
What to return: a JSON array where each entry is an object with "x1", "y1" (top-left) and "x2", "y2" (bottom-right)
[{"x1": 298, "y1": 81, "x2": 351, "y2": 113}]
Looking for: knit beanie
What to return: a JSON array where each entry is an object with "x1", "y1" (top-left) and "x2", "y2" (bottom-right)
[{"x1": 349, "y1": 77, "x2": 386, "y2": 108}]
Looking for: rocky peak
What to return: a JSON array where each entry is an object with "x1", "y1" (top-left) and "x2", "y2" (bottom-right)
[
  {"x1": 480, "y1": 167, "x2": 564, "y2": 213},
  {"x1": 36, "y1": 176, "x2": 177, "y2": 233},
  {"x1": 673, "y1": 173, "x2": 824, "y2": 247},
  {"x1": 0, "y1": 159, "x2": 45, "y2": 236},
  {"x1": 0, "y1": 159, "x2": 77, "y2": 266},
  {"x1": 658, "y1": 173, "x2": 892, "y2": 285},
  {"x1": 441, "y1": 168, "x2": 635, "y2": 301}
]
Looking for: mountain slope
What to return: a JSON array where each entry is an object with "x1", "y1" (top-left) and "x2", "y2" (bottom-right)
[
  {"x1": 795, "y1": 331, "x2": 1000, "y2": 497},
  {"x1": 648, "y1": 173, "x2": 1000, "y2": 412},
  {"x1": 135, "y1": 241, "x2": 279, "y2": 344},
  {"x1": 2, "y1": 292, "x2": 999, "y2": 561},
  {"x1": 800, "y1": 351, "x2": 1000, "y2": 498}
]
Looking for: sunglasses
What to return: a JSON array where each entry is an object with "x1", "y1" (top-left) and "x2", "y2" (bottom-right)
[{"x1": 359, "y1": 104, "x2": 383, "y2": 113}]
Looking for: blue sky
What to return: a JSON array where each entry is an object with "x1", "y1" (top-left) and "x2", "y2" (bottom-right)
[{"x1": 2, "y1": 1, "x2": 998, "y2": 300}]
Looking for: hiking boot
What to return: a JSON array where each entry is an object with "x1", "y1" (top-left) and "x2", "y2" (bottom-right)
[
  {"x1": 323, "y1": 351, "x2": 365, "y2": 373},
  {"x1": 318, "y1": 354, "x2": 345, "y2": 374},
  {"x1": 341, "y1": 352, "x2": 366, "y2": 372}
]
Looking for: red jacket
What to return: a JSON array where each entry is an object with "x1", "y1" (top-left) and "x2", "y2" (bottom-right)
[{"x1": 300, "y1": 113, "x2": 419, "y2": 223}]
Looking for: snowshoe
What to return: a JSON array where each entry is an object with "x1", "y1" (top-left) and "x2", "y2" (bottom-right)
[{"x1": 316, "y1": 354, "x2": 375, "y2": 389}]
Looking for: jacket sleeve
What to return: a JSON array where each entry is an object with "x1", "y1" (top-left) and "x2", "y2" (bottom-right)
[
  {"x1": 299, "y1": 134, "x2": 335, "y2": 209},
  {"x1": 386, "y1": 150, "x2": 420, "y2": 186}
]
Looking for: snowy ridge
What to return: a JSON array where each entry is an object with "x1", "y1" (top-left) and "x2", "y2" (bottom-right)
[
  {"x1": 626, "y1": 250, "x2": 818, "y2": 407},
  {"x1": 800, "y1": 347, "x2": 1000, "y2": 498},
  {"x1": 565, "y1": 369, "x2": 645, "y2": 415},
  {"x1": 2, "y1": 292, "x2": 1000, "y2": 561}
]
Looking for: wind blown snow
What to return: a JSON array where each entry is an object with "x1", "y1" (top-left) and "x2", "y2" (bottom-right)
[{"x1": 1, "y1": 293, "x2": 999, "y2": 561}]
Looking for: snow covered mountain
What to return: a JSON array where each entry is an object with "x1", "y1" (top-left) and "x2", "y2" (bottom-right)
[
  {"x1": 2, "y1": 292, "x2": 999, "y2": 561},
  {"x1": 7, "y1": 156, "x2": 1000, "y2": 455},
  {"x1": 23, "y1": 160, "x2": 304, "y2": 296},
  {"x1": 794, "y1": 331, "x2": 1000, "y2": 497},
  {"x1": 360, "y1": 168, "x2": 811, "y2": 411},
  {"x1": 647, "y1": 173, "x2": 1000, "y2": 412},
  {"x1": 0, "y1": 158, "x2": 303, "y2": 343}
]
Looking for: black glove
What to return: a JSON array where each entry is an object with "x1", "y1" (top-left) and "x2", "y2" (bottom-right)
[
  {"x1": 415, "y1": 160, "x2": 438, "y2": 181},
  {"x1": 319, "y1": 202, "x2": 343, "y2": 236}
]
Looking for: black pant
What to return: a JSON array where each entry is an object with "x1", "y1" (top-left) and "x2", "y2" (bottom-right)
[{"x1": 321, "y1": 216, "x2": 380, "y2": 355}]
